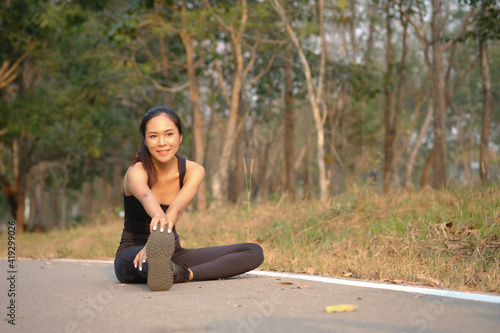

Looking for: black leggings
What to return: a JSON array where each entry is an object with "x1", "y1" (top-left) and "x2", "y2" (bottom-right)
[{"x1": 114, "y1": 234, "x2": 264, "y2": 283}]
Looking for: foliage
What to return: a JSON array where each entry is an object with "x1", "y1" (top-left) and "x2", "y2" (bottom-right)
[{"x1": 0, "y1": 0, "x2": 498, "y2": 230}]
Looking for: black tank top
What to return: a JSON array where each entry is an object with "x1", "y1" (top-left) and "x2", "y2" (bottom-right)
[{"x1": 122, "y1": 156, "x2": 186, "y2": 236}]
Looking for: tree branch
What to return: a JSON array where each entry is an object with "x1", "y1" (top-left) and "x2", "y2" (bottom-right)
[
  {"x1": 443, "y1": 6, "x2": 476, "y2": 51},
  {"x1": 243, "y1": 42, "x2": 259, "y2": 79},
  {"x1": 390, "y1": 0, "x2": 427, "y2": 47},
  {"x1": 0, "y1": 41, "x2": 36, "y2": 90},
  {"x1": 247, "y1": 53, "x2": 276, "y2": 86},
  {"x1": 131, "y1": 54, "x2": 190, "y2": 93},
  {"x1": 215, "y1": 60, "x2": 231, "y2": 106}
]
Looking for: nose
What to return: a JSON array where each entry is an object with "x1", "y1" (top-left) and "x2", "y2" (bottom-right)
[{"x1": 159, "y1": 135, "x2": 166, "y2": 146}]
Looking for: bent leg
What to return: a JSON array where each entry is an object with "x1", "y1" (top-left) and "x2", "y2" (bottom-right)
[
  {"x1": 114, "y1": 246, "x2": 148, "y2": 283},
  {"x1": 172, "y1": 243, "x2": 264, "y2": 281}
]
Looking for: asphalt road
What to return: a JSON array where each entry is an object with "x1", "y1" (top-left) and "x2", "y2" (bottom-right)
[{"x1": 2, "y1": 259, "x2": 500, "y2": 333}]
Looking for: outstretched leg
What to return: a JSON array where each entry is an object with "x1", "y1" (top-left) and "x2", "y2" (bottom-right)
[{"x1": 172, "y1": 243, "x2": 264, "y2": 281}]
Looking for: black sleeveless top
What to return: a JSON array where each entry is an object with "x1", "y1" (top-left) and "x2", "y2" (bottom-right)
[{"x1": 115, "y1": 156, "x2": 186, "y2": 256}]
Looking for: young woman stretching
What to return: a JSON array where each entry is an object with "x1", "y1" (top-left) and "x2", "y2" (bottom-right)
[{"x1": 114, "y1": 106, "x2": 264, "y2": 291}]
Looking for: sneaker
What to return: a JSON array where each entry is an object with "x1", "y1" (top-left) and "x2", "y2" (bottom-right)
[
  {"x1": 146, "y1": 230, "x2": 175, "y2": 291},
  {"x1": 172, "y1": 261, "x2": 190, "y2": 283}
]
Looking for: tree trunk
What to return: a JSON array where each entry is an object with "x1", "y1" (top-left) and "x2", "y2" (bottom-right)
[
  {"x1": 101, "y1": 159, "x2": 110, "y2": 213},
  {"x1": 257, "y1": 136, "x2": 273, "y2": 202},
  {"x1": 431, "y1": 0, "x2": 447, "y2": 189},
  {"x1": 404, "y1": 104, "x2": 433, "y2": 189},
  {"x1": 228, "y1": 125, "x2": 243, "y2": 203},
  {"x1": 113, "y1": 149, "x2": 122, "y2": 210},
  {"x1": 420, "y1": 147, "x2": 435, "y2": 189},
  {"x1": 283, "y1": 42, "x2": 296, "y2": 199},
  {"x1": 180, "y1": 9, "x2": 206, "y2": 210},
  {"x1": 81, "y1": 156, "x2": 93, "y2": 222},
  {"x1": 303, "y1": 134, "x2": 313, "y2": 200},
  {"x1": 479, "y1": 3, "x2": 492, "y2": 184},
  {"x1": 273, "y1": 0, "x2": 329, "y2": 201},
  {"x1": 325, "y1": 79, "x2": 337, "y2": 196},
  {"x1": 458, "y1": 125, "x2": 472, "y2": 186},
  {"x1": 155, "y1": 1, "x2": 172, "y2": 107},
  {"x1": 384, "y1": 3, "x2": 408, "y2": 192},
  {"x1": 14, "y1": 132, "x2": 30, "y2": 233},
  {"x1": 383, "y1": 1, "x2": 395, "y2": 193},
  {"x1": 212, "y1": 0, "x2": 247, "y2": 205},
  {"x1": 59, "y1": 186, "x2": 67, "y2": 229},
  {"x1": 15, "y1": 164, "x2": 27, "y2": 232}
]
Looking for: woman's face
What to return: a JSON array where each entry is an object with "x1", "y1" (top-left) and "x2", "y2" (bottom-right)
[{"x1": 144, "y1": 113, "x2": 182, "y2": 164}]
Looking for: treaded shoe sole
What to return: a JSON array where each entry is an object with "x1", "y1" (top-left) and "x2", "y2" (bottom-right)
[{"x1": 146, "y1": 230, "x2": 175, "y2": 291}]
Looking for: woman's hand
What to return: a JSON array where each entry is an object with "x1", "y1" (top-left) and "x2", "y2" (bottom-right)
[
  {"x1": 150, "y1": 213, "x2": 172, "y2": 233},
  {"x1": 133, "y1": 246, "x2": 147, "y2": 271}
]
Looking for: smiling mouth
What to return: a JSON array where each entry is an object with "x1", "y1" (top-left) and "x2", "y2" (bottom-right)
[{"x1": 157, "y1": 149, "x2": 170, "y2": 155}]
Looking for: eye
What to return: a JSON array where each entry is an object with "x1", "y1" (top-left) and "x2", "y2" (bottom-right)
[
  {"x1": 149, "y1": 134, "x2": 157, "y2": 139},
  {"x1": 167, "y1": 133, "x2": 173, "y2": 136}
]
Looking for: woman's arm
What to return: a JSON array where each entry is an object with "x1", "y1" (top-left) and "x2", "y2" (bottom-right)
[
  {"x1": 124, "y1": 163, "x2": 167, "y2": 232},
  {"x1": 164, "y1": 161, "x2": 205, "y2": 233}
]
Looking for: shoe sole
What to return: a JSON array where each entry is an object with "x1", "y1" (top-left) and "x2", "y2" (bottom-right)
[{"x1": 146, "y1": 230, "x2": 175, "y2": 291}]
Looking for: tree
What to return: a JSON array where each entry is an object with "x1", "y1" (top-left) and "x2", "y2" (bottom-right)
[
  {"x1": 383, "y1": 0, "x2": 408, "y2": 192},
  {"x1": 210, "y1": 0, "x2": 276, "y2": 204},
  {"x1": 391, "y1": 0, "x2": 475, "y2": 189},
  {"x1": 474, "y1": 0, "x2": 499, "y2": 184},
  {"x1": 272, "y1": 0, "x2": 330, "y2": 202},
  {"x1": 283, "y1": 41, "x2": 296, "y2": 198}
]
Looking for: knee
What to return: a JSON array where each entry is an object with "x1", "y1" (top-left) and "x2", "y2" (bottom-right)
[{"x1": 248, "y1": 243, "x2": 264, "y2": 267}]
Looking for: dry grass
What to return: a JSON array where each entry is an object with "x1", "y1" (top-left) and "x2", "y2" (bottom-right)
[{"x1": 2, "y1": 185, "x2": 499, "y2": 293}]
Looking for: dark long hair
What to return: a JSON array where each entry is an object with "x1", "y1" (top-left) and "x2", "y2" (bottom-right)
[{"x1": 130, "y1": 106, "x2": 184, "y2": 187}]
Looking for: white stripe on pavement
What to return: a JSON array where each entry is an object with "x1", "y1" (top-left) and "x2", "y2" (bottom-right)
[{"x1": 249, "y1": 270, "x2": 500, "y2": 304}]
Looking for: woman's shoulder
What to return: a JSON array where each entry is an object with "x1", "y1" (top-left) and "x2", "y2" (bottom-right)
[
  {"x1": 186, "y1": 159, "x2": 205, "y2": 182},
  {"x1": 125, "y1": 162, "x2": 148, "y2": 184},
  {"x1": 186, "y1": 159, "x2": 205, "y2": 173},
  {"x1": 127, "y1": 162, "x2": 147, "y2": 174}
]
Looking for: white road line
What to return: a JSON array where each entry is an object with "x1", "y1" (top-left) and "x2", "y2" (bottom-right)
[
  {"x1": 22, "y1": 258, "x2": 500, "y2": 304},
  {"x1": 249, "y1": 270, "x2": 500, "y2": 304}
]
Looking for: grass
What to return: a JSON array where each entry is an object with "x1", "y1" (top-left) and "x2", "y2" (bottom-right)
[{"x1": 1, "y1": 185, "x2": 499, "y2": 293}]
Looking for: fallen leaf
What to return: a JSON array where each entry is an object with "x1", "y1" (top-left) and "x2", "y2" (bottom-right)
[
  {"x1": 280, "y1": 282, "x2": 293, "y2": 285},
  {"x1": 445, "y1": 221, "x2": 453, "y2": 228},
  {"x1": 368, "y1": 272, "x2": 380, "y2": 281},
  {"x1": 326, "y1": 304, "x2": 358, "y2": 313},
  {"x1": 297, "y1": 285, "x2": 309, "y2": 289}
]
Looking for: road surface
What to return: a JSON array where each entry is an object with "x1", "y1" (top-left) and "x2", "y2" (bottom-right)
[{"x1": 2, "y1": 259, "x2": 499, "y2": 332}]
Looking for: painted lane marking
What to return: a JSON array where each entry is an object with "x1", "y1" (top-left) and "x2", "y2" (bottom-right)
[{"x1": 249, "y1": 270, "x2": 500, "y2": 304}]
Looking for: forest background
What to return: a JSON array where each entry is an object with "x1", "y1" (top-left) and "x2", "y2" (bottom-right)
[{"x1": 2, "y1": 0, "x2": 498, "y2": 230}]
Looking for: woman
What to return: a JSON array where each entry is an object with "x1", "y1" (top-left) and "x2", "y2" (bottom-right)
[{"x1": 114, "y1": 106, "x2": 264, "y2": 291}]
